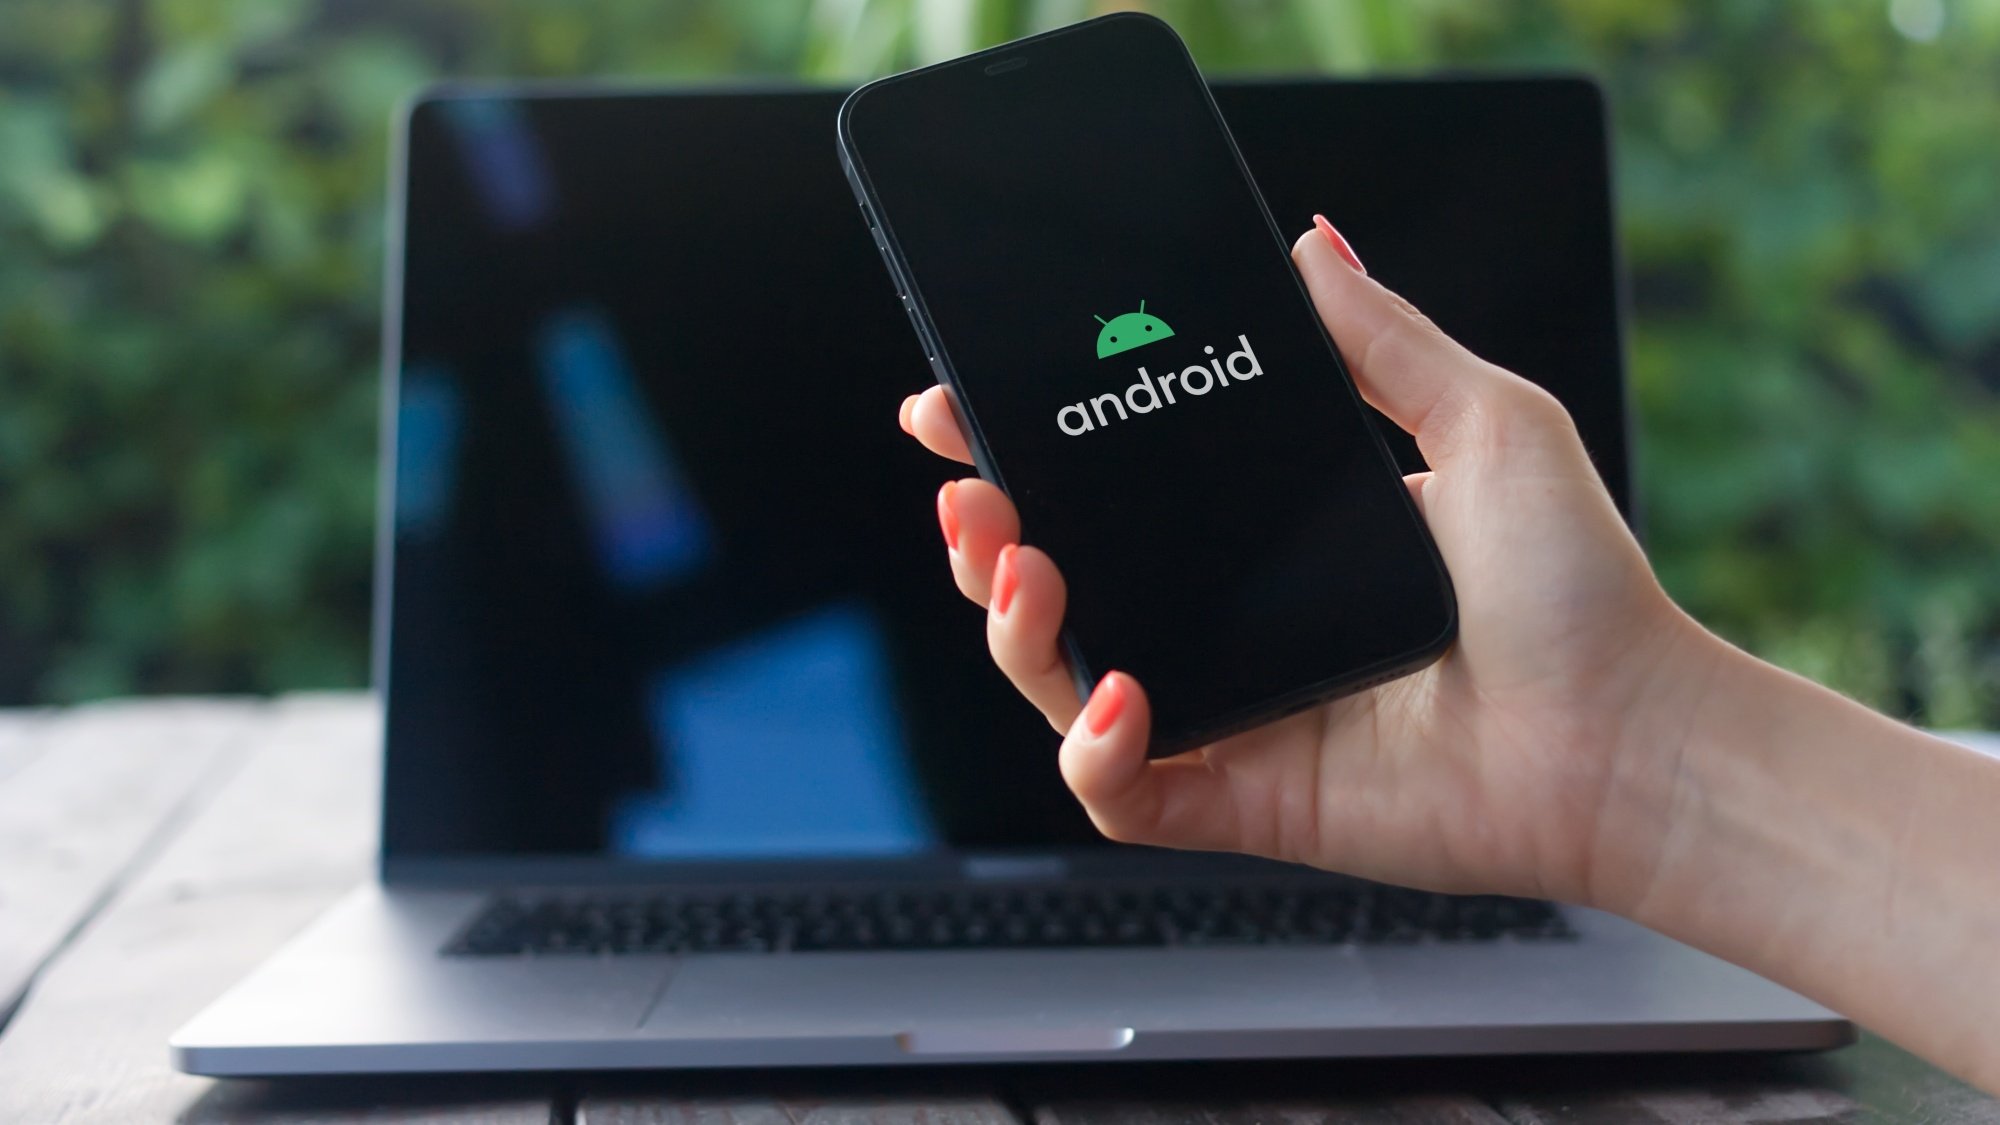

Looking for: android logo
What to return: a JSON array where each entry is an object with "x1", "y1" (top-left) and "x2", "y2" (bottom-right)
[{"x1": 1093, "y1": 301, "x2": 1175, "y2": 359}]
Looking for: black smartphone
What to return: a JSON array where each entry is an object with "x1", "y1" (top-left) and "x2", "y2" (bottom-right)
[{"x1": 837, "y1": 13, "x2": 1456, "y2": 756}]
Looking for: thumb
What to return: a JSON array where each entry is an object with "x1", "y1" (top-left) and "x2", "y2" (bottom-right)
[{"x1": 1291, "y1": 219, "x2": 1530, "y2": 468}]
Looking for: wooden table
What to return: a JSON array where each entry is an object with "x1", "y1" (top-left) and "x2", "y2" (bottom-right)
[{"x1": 1, "y1": 695, "x2": 1995, "y2": 1124}]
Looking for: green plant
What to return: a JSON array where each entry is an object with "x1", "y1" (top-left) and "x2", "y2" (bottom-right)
[{"x1": 1, "y1": 0, "x2": 1994, "y2": 725}]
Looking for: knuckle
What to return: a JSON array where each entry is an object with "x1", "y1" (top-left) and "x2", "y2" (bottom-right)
[
  {"x1": 1389, "y1": 301, "x2": 1451, "y2": 350},
  {"x1": 1386, "y1": 291, "x2": 1430, "y2": 323},
  {"x1": 1357, "y1": 302, "x2": 1455, "y2": 384},
  {"x1": 1428, "y1": 368, "x2": 1576, "y2": 465},
  {"x1": 1090, "y1": 813, "x2": 1141, "y2": 845},
  {"x1": 1483, "y1": 375, "x2": 1578, "y2": 446},
  {"x1": 954, "y1": 571, "x2": 988, "y2": 607},
  {"x1": 984, "y1": 620, "x2": 1017, "y2": 671}
]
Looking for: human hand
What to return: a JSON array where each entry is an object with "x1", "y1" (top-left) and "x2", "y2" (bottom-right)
[{"x1": 900, "y1": 218, "x2": 1719, "y2": 910}]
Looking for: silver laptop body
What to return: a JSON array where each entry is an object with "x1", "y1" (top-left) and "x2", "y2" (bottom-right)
[{"x1": 172, "y1": 80, "x2": 1849, "y2": 1076}]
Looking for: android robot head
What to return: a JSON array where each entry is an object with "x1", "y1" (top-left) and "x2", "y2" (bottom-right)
[{"x1": 1094, "y1": 301, "x2": 1175, "y2": 359}]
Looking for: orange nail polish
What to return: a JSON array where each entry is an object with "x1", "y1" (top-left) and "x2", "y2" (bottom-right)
[
  {"x1": 1082, "y1": 672, "x2": 1126, "y2": 737},
  {"x1": 936, "y1": 481, "x2": 959, "y2": 550},
  {"x1": 991, "y1": 544, "x2": 1020, "y2": 616},
  {"x1": 1313, "y1": 214, "x2": 1366, "y2": 275}
]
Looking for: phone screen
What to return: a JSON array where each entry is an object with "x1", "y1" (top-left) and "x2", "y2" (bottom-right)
[{"x1": 843, "y1": 16, "x2": 1454, "y2": 747}]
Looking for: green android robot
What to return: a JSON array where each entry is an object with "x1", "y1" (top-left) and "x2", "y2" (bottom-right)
[{"x1": 1093, "y1": 301, "x2": 1175, "y2": 359}]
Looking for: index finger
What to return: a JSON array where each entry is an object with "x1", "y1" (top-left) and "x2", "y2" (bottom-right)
[{"x1": 899, "y1": 385, "x2": 974, "y2": 465}]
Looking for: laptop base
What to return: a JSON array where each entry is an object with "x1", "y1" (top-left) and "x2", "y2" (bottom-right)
[{"x1": 173, "y1": 884, "x2": 1849, "y2": 1076}]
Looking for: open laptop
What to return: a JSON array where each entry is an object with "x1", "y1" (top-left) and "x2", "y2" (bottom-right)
[{"x1": 172, "y1": 80, "x2": 1848, "y2": 1075}]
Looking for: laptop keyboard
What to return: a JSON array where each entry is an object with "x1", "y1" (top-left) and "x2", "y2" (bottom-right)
[{"x1": 443, "y1": 882, "x2": 1573, "y2": 956}]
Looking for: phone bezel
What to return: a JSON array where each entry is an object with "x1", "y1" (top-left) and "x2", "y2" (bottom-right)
[{"x1": 835, "y1": 12, "x2": 1458, "y2": 756}]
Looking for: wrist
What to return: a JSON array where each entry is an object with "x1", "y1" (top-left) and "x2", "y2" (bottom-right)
[
  {"x1": 1575, "y1": 623, "x2": 2000, "y2": 1088},
  {"x1": 1596, "y1": 633, "x2": 1881, "y2": 934},
  {"x1": 1573, "y1": 605, "x2": 1743, "y2": 917}
]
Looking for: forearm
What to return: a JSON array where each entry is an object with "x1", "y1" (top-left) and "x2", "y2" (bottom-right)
[{"x1": 1601, "y1": 626, "x2": 2000, "y2": 1089}]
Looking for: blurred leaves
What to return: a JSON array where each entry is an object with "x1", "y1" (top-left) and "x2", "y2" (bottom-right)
[{"x1": 0, "y1": 0, "x2": 1995, "y2": 726}]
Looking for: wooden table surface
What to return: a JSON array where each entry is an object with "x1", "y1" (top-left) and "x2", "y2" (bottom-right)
[{"x1": 1, "y1": 695, "x2": 1996, "y2": 1124}]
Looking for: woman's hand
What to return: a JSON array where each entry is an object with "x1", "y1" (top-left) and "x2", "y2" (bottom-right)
[
  {"x1": 899, "y1": 219, "x2": 1717, "y2": 911},
  {"x1": 904, "y1": 219, "x2": 2000, "y2": 1092}
]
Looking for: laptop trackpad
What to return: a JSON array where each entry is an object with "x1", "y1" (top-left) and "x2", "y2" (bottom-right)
[{"x1": 643, "y1": 949, "x2": 1379, "y2": 1045}]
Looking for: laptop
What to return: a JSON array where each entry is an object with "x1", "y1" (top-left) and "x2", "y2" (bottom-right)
[{"x1": 172, "y1": 79, "x2": 1849, "y2": 1075}]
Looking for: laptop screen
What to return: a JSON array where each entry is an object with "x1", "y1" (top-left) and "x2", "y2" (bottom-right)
[{"x1": 384, "y1": 81, "x2": 1627, "y2": 863}]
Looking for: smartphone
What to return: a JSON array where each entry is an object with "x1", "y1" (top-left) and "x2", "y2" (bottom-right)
[{"x1": 837, "y1": 13, "x2": 1456, "y2": 756}]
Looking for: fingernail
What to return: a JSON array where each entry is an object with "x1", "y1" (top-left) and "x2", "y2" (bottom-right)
[
  {"x1": 991, "y1": 544, "x2": 1020, "y2": 616},
  {"x1": 1081, "y1": 672, "x2": 1126, "y2": 738},
  {"x1": 898, "y1": 395, "x2": 917, "y2": 435},
  {"x1": 936, "y1": 481, "x2": 960, "y2": 550},
  {"x1": 1314, "y1": 214, "x2": 1366, "y2": 275}
]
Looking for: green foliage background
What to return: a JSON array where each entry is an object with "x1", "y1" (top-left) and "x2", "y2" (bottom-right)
[{"x1": 2, "y1": 0, "x2": 1996, "y2": 724}]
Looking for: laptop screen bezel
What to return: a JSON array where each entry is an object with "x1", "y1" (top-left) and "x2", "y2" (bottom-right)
[{"x1": 373, "y1": 76, "x2": 1633, "y2": 886}]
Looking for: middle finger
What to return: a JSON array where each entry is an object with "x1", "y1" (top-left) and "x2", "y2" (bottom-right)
[{"x1": 938, "y1": 477, "x2": 1020, "y2": 606}]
